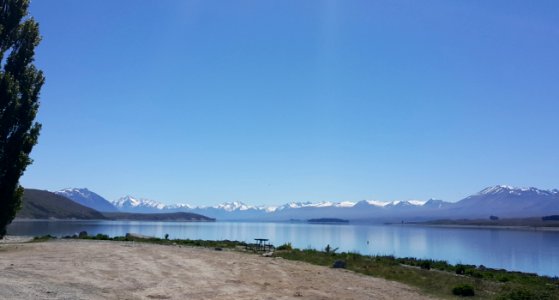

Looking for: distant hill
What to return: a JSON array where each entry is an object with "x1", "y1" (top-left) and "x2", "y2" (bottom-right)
[
  {"x1": 54, "y1": 188, "x2": 118, "y2": 212},
  {"x1": 103, "y1": 212, "x2": 215, "y2": 221},
  {"x1": 17, "y1": 189, "x2": 106, "y2": 220}
]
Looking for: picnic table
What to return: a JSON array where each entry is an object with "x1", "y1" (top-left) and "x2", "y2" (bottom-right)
[{"x1": 246, "y1": 238, "x2": 274, "y2": 252}]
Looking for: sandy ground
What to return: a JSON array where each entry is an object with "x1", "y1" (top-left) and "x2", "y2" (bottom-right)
[{"x1": 0, "y1": 238, "x2": 435, "y2": 300}]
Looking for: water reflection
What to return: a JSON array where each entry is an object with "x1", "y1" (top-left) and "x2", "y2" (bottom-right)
[{"x1": 7, "y1": 220, "x2": 559, "y2": 276}]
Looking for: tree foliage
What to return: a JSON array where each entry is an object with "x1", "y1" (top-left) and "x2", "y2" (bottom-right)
[{"x1": 0, "y1": 0, "x2": 43, "y2": 238}]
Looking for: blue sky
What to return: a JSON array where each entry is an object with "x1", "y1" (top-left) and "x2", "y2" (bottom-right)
[{"x1": 21, "y1": 0, "x2": 559, "y2": 205}]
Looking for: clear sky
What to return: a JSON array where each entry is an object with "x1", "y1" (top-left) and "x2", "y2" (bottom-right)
[{"x1": 21, "y1": 0, "x2": 559, "y2": 205}]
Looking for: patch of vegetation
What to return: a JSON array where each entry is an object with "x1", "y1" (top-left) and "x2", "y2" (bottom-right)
[
  {"x1": 496, "y1": 286, "x2": 557, "y2": 300},
  {"x1": 277, "y1": 242, "x2": 292, "y2": 251},
  {"x1": 274, "y1": 247, "x2": 559, "y2": 299},
  {"x1": 419, "y1": 260, "x2": 431, "y2": 270},
  {"x1": 452, "y1": 284, "x2": 475, "y2": 296},
  {"x1": 31, "y1": 234, "x2": 56, "y2": 242}
]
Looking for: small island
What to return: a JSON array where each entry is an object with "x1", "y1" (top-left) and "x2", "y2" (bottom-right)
[{"x1": 307, "y1": 218, "x2": 349, "y2": 224}]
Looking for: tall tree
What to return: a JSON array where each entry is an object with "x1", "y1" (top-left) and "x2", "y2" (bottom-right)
[{"x1": 0, "y1": 0, "x2": 44, "y2": 238}]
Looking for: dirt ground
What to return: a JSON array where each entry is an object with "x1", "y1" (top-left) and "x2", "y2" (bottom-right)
[{"x1": 0, "y1": 238, "x2": 435, "y2": 300}]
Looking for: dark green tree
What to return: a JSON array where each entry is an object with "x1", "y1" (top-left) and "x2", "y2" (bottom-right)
[{"x1": 0, "y1": 0, "x2": 44, "y2": 238}]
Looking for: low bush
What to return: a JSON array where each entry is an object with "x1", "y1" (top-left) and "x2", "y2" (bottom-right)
[
  {"x1": 498, "y1": 276, "x2": 510, "y2": 282},
  {"x1": 456, "y1": 264, "x2": 466, "y2": 275},
  {"x1": 277, "y1": 242, "x2": 292, "y2": 251},
  {"x1": 419, "y1": 261, "x2": 431, "y2": 270},
  {"x1": 452, "y1": 284, "x2": 475, "y2": 297},
  {"x1": 332, "y1": 260, "x2": 346, "y2": 268},
  {"x1": 32, "y1": 234, "x2": 56, "y2": 241},
  {"x1": 94, "y1": 233, "x2": 110, "y2": 240},
  {"x1": 465, "y1": 268, "x2": 484, "y2": 279}
]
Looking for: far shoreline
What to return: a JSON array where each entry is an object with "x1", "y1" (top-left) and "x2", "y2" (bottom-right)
[{"x1": 399, "y1": 222, "x2": 559, "y2": 232}]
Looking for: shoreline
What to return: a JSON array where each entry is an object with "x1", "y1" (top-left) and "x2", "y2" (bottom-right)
[{"x1": 403, "y1": 223, "x2": 559, "y2": 232}]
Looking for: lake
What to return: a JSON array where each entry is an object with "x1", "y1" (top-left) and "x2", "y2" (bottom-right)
[{"x1": 7, "y1": 220, "x2": 559, "y2": 277}]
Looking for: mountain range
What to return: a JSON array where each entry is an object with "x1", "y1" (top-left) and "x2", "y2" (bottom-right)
[{"x1": 51, "y1": 185, "x2": 559, "y2": 222}]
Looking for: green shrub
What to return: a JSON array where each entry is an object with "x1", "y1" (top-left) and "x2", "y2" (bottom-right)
[
  {"x1": 376, "y1": 255, "x2": 400, "y2": 266},
  {"x1": 465, "y1": 268, "x2": 484, "y2": 279},
  {"x1": 419, "y1": 261, "x2": 431, "y2": 270},
  {"x1": 345, "y1": 252, "x2": 360, "y2": 261},
  {"x1": 95, "y1": 233, "x2": 109, "y2": 240},
  {"x1": 431, "y1": 259, "x2": 453, "y2": 271},
  {"x1": 33, "y1": 234, "x2": 56, "y2": 241},
  {"x1": 498, "y1": 276, "x2": 510, "y2": 282},
  {"x1": 456, "y1": 264, "x2": 466, "y2": 275},
  {"x1": 452, "y1": 284, "x2": 475, "y2": 297},
  {"x1": 277, "y1": 242, "x2": 292, "y2": 251}
]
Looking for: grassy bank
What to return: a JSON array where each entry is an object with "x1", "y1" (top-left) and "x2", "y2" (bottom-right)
[
  {"x1": 34, "y1": 234, "x2": 559, "y2": 299},
  {"x1": 275, "y1": 248, "x2": 558, "y2": 299}
]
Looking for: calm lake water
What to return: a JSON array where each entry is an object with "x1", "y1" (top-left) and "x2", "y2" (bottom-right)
[{"x1": 7, "y1": 220, "x2": 559, "y2": 277}]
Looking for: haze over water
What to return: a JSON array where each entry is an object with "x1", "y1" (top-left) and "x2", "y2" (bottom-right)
[{"x1": 9, "y1": 220, "x2": 559, "y2": 277}]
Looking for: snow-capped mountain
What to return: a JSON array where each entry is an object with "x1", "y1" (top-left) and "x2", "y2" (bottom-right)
[
  {"x1": 214, "y1": 201, "x2": 254, "y2": 211},
  {"x1": 192, "y1": 186, "x2": 558, "y2": 220},
  {"x1": 478, "y1": 185, "x2": 558, "y2": 197},
  {"x1": 54, "y1": 188, "x2": 118, "y2": 212},
  {"x1": 446, "y1": 185, "x2": 559, "y2": 218},
  {"x1": 57, "y1": 185, "x2": 559, "y2": 221},
  {"x1": 112, "y1": 196, "x2": 168, "y2": 213},
  {"x1": 273, "y1": 199, "x2": 429, "y2": 210},
  {"x1": 186, "y1": 202, "x2": 275, "y2": 220},
  {"x1": 166, "y1": 203, "x2": 193, "y2": 210},
  {"x1": 264, "y1": 198, "x2": 446, "y2": 221}
]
